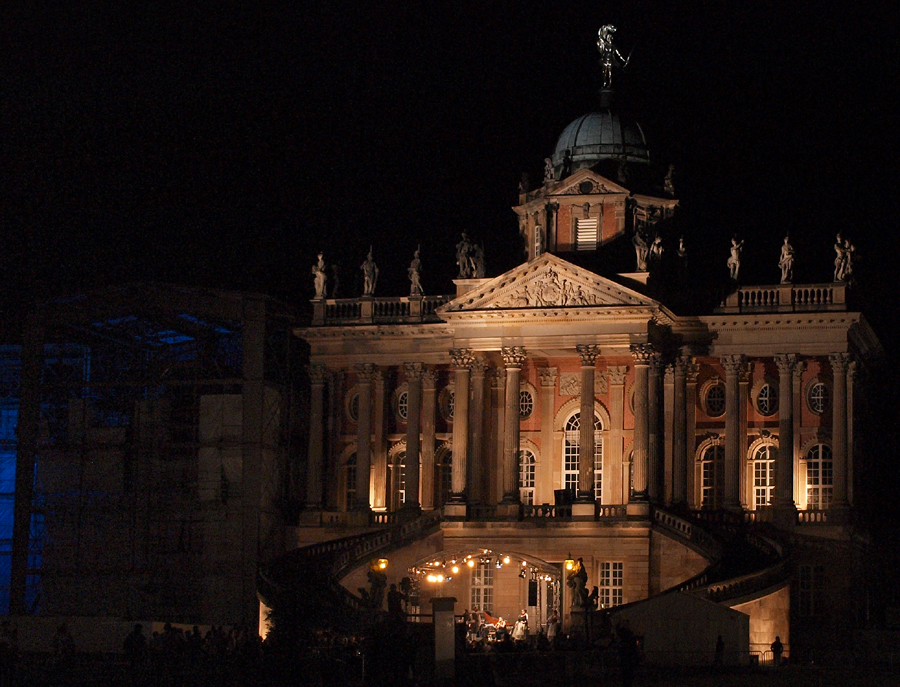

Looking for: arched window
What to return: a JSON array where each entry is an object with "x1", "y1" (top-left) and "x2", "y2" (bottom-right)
[
  {"x1": 700, "y1": 445, "x2": 724, "y2": 508},
  {"x1": 397, "y1": 391, "x2": 409, "y2": 421},
  {"x1": 344, "y1": 453, "x2": 357, "y2": 510},
  {"x1": 807, "y1": 382, "x2": 830, "y2": 415},
  {"x1": 752, "y1": 443, "x2": 776, "y2": 508},
  {"x1": 519, "y1": 449, "x2": 536, "y2": 505},
  {"x1": 806, "y1": 444, "x2": 833, "y2": 509},
  {"x1": 519, "y1": 389, "x2": 535, "y2": 419},
  {"x1": 705, "y1": 383, "x2": 726, "y2": 417},
  {"x1": 755, "y1": 383, "x2": 778, "y2": 416},
  {"x1": 563, "y1": 412, "x2": 603, "y2": 499}
]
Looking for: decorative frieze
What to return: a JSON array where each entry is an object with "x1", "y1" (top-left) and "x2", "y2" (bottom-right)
[{"x1": 559, "y1": 373, "x2": 608, "y2": 396}]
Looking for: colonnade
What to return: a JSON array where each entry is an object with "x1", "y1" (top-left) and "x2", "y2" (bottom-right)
[{"x1": 303, "y1": 347, "x2": 856, "y2": 517}]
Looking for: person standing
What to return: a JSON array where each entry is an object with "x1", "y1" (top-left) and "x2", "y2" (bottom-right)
[{"x1": 771, "y1": 635, "x2": 784, "y2": 666}]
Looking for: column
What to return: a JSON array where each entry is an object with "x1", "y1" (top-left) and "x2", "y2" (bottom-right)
[
  {"x1": 672, "y1": 358, "x2": 687, "y2": 505},
  {"x1": 663, "y1": 365, "x2": 675, "y2": 506},
  {"x1": 647, "y1": 353, "x2": 662, "y2": 503},
  {"x1": 721, "y1": 355, "x2": 747, "y2": 510},
  {"x1": 449, "y1": 349, "x2": 474, "y2": 501},
  {"x1": 539, "y1": 367, "x2": 559, "y2": 507},
  {"x1": 576, "y1": 345, "x2": 599, "y2": 501},
  {"x1": 630, "y1": 344, "x2": 652, "y2": 502},
  {"x1": 403, "y1": 363, "x2": 424, "y2": 509},
  {"x1": 830, "y1": 353, "x2": 851, "y2": 507},
  {"x1": 792, "y1": 361, "x2": 806, "y2": 505},
  {"x1": 469, "y1": 358, "x2": 489, "y2": 504},
  {"x1": 773, "y1": 354, "x2": 799, "y2": 511},
  {"x1": 607, "y1": 365, "x2": 628, "y2": 504},
  {"x1": 372, "y1": 369, "x2": 387, "y2": 509},
  {"x1": 501, "y1": 347, "x2": 526, "y2": 503},
  {"x1": 354, "y1": 363, "x2": 376, "y2": 510},
  {"x1": 421, "y1": 369, "x2": 437, "y2": 510},
  {"x1": 305, "y1": 363, "x2": 327, "y2": 510},
  {"x1": 489, "y1": 368, "x2": 506, "y2": 504},
  {"x1": 847, "y1": 359, "x2": 857, "y2": 506}
]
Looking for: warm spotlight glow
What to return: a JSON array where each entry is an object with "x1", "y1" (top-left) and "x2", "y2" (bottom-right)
[
  {"x1": 467, "y1": 559, "x2": 475, "y2": 568},
  {"x1": 565, "y1": 559, "x2": 575, "y2": 571},
  {"x1": 451, "y1": 565, "x2": 460, "y2": 574},
  {"x1": 502, "y1": 555, "x2": 511, "y2": 565}
]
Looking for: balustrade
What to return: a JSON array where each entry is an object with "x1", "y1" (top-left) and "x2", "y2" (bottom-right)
[
  {"x1": 316, "y1": 295, "x2": 451, "y2": 325},
  {"x1": 718, "y1": 283, "x2": 844, "y2": 313}
]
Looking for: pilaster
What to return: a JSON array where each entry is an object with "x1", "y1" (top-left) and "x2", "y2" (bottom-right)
[
  {"x1": 421, "y1": 369, "x2": 437, "y2": 510},
  {"x1": 647, "y1": 354, "x2": 662, "y2": 503},
  {"x1": 829, "y1": 353, "x2": 851, "y2": 508},
  {"x1": 469, "y1": 358, "x2": 489, "y2": 504},
  {"x1": 773, "y1": 354, "x2": 799, "y2": 516},
  {"x1": 629, "y1": 344, "x2": 653, "y2": 504},
  {"x1": 721, "y1": 355, "x2": 747, "y2": 510},
  {"x1": 607, "y1": 365, "x2": 628, "y2": 505},
  {"x1": 353, "y1": 363, "x2": 376, "y2": 511},
  {"x1": 539, "y1": 367, "x2": 558, "y2": 508}
]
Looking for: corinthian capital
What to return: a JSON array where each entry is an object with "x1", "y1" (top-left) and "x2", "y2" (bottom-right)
[
  {"x1": 538, "y1": 367, "x2": 558, "y2": 387},
  {"x1": 630, "y1": 343, "x2": 655, "y2": 365},
  {"x1": 469, "y1": 357, "x2": 490, "y2": 377},
  {"x1": 576, "y1": 344, "x2": 600, "y2": 366},
  {"x1": 607, "y1": 365, "x2": 629, "y2": 386},
  {"x1": 354, "y1": 362, "x2": 378, "y2": 383},
  {"x1": 403, "y1": 362, "x2": 424, "y2": 381},
  {"x1": 308, "y1": 362, "x2": 328, "y2": 385},
  {"x1": 501, "y1": 346, "x2": 527, "y2": 368},
  {"x1": 449, "y1": 348, "x2": 475, "y2": 368},
  {"x1": 829, "y1": 352, "x2": 853, "y2": 373},
  {"x1": 720, "y1": 354, "x2": 747, "y2": 375},
  {"x1": 774, "y1": 353, "x2": 800, "y2": 375}
]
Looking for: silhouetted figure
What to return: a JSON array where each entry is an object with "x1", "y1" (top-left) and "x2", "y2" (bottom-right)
[
  {"x1": 387, "y1": 583, "x2": 408, "y2": 622},
  {"x1": 715, "y1": 634, "x2": 724, "y2": 665},
  {"x1": 771, "y1": 635, "x2": 784, "y2": 666},
  {"x1": 123, "y1": 623, "x2": 147, "y2": 670}
]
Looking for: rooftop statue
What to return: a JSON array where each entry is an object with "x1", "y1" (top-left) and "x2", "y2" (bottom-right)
[
  {"x1": 408, "y1": 248, "x2": 423, "y2": 296},
  {"x1": 833, "y1": 233, "x2": 855, "y2": 283},
  {"x1": 632, "y1": 227, "x2": 649, "y2": 272},
  {"x1": 778, "y1": 236, "x2": 795, "y2": 284},
  {"x1": 596, "y1": 25, "x2": 631, "y2": 89},
  {"x1": 543, "y1": 157, "x2": 555, "y2": 183},
  {"x1": 456, "y1": 232, "x2": 485, "y2": 279},
  {"x1": 311, "y1": 252, "x2": 327, "y2": 299},
  {"x1": 727, "y1": 237, "x2": 745, "y2": 281},
  {"x1": 360, "y1": 248, "x2": 378, "y2": 296}
]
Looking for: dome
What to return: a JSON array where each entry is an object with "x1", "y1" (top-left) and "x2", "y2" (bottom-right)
[{"x1": 551, "y1": 107, "x2": 650, "y2": 178}]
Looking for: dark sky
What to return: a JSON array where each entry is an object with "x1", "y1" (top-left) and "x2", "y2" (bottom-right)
[{"x1": 4, "y1": 3, "x2": 899, "y2": 342}]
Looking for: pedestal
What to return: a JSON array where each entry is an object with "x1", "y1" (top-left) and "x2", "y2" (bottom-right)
[
  {"x1": 431, "y1": 597, "x2": 458, "y2": 685},
  {"x1": 571, "y1": 502, "x2": 595, "y2": 520}
]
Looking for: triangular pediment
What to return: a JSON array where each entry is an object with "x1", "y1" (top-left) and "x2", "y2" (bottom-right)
[
  {"x1": 438, "y1": 254, "x2": 661, "y2": 316},
  {"x1": 549, "y1": 168, "x2": 629, "y2": 197}
]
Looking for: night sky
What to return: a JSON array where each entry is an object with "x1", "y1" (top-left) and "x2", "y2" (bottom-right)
[{"x1": 5, "y1": 3, "x2": 899, "y2": 344}]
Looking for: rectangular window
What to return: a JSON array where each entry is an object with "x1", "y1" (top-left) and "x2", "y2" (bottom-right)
[
  {"x1": 798, "y1": 564, "x2": 825, "y2": 617},
  {"x1": 470, "y1": 562, "x2": 494, "y2": 614},
  {"x1": 754, "y1": 460, "x2": 774, "y2": 507},
  {"x1": 600, "y1": 561, "x2": 623, "y2": 608},
  {"x1": 575, "y1": 218, "x2": 599, "y2": 251}
]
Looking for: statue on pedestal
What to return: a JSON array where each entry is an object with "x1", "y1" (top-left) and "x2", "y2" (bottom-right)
[
  {"x1": 311, "y1": 252, "x2": 327, "y2": 298},
  {"x1": 456, "y1": 232, "x2": 485, "y2": 279},
  {"x1": 566, "y1": 557, "x2": 589, "y2": 609},
  {"x1": 543, "y1": 157, "x2": 555, "y2": 183},
  {"x1": 632, "y1": 228, "x2": 649, "y2": 271}
]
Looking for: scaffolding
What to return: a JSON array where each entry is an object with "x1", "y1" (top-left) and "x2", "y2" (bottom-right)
[{"x1": 10, "y1": 284, "x2": 300, "y2": 626}]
